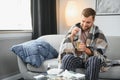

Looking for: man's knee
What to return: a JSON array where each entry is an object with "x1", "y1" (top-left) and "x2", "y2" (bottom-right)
[
  {"x1": 86, "y1": 56, "x2": 101, "y2": 66},
  {"x1": 88, "y1": 56, "x2": 101, "y2": 61},
  {"x1": 62, "y1": 54, "x2": 74, "y2": 60}
]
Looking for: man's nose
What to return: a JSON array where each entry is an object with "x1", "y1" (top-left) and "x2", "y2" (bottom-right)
[{"x1": 83, "y1": 22, "x2": 87, "y2": 26}]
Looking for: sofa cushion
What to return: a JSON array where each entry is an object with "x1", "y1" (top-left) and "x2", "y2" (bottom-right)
[
  {"x1": 37, "y1": 35, "x2": 65, "y2": 52},
  {"x1": 99, "y1": 66, "x2": 120, "y2": 79},
  {"x1": 27, "y1": 58, "x2": 58, "y2": 72},
  {"x1": 76, "y1": 66, "x2": 120, "y2": 79},
  {"x1": 105, "y1": 36, "x2": 120, "y2": 60},
  {"x1": 11, "y1": 39, "x2": 58, "y2": 67}
]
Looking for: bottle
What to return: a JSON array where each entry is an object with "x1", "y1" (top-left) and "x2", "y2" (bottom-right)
[
  {"x1": 58, "y1": 61, "x2": 61, "y2": 69},
  {"x1": 47, "y1": 64, "x2": 51, "y2": 70}
]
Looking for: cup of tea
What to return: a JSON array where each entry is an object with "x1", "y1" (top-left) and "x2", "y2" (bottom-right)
[
  {"x1": 76, "y1": 40, "x2": 84, "y2": 51},
  {"x1": 76, "y1": 41, "x2": 81, "y2": 51}
]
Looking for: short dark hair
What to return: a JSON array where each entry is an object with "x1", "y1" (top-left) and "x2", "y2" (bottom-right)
[{"x1": 82, "y1": 8, "x2": 96, "y2": 20}]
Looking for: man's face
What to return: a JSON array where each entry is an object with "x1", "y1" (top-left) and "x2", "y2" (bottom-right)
[{"x1": 81, "y1": 15, "x2": 94, "y2": 31}]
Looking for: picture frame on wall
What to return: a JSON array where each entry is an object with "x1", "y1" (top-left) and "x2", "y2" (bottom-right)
[{"x1": 95, "y1": 0, "x2": 120, "y2": 15}]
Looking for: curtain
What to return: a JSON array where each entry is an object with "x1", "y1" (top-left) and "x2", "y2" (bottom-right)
[{"x1": 31, "y1": 0, "x2": 57, "y2": 39}]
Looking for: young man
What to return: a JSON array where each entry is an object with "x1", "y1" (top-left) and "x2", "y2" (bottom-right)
[{"x1": 58, "y1": 8, "x2": 108, "y2": 80}]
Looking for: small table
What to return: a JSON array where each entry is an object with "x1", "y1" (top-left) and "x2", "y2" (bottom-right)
[{"x1": 34, "y1": 68, "x2": 85, "y2": 80}]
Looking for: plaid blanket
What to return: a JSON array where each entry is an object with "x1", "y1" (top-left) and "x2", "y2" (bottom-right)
[{"x1": 58, "y1": 23, "x2": 108, "y2": 67}]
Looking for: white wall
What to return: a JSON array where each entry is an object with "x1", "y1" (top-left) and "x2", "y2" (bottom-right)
[
  {"x1": 95, "y1": 16, "x2": 120, "y2": 36},
  {"x1": 58, "y1": 0, "x2": 120, "y2": 36},
  {"x1": 0, "y1": 32, "x2": 31, "y2": 79}
]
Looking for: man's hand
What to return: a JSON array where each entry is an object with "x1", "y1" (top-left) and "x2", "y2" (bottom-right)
[
  {"x1": 78, "y1": 43, "x2": 92, "y2": 55},
  {"x1": 78, "y1": 42, "x2": 86, "y2": 51}
]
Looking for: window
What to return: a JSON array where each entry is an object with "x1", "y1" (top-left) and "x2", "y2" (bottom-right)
[{"x1": 0, "y1": 0, "x2": 32, "y2": 30}]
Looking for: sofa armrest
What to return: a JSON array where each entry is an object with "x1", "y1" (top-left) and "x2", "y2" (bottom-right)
[{"x1": 17, "y1": 56, "x2": 28, "y2": 73}]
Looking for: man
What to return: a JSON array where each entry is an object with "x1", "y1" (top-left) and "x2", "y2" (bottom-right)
[{"x1": 58, "y1": 8, "x2": 108, "y2": 80}]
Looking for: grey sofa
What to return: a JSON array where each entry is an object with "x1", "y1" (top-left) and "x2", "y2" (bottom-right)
[{"x1": 17, "y1": 34, "x2": 120, "y2": 80}]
